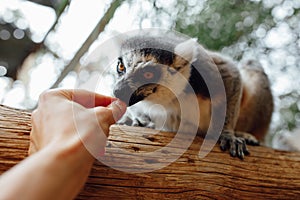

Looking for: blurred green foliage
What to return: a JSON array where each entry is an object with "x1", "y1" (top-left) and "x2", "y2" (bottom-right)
[
  {"x1": 278, "y1": 91, "x2": 300, "y2": 131},
  {"x1": 175, "y1": 0, "x2": 273, "y2": 50}
]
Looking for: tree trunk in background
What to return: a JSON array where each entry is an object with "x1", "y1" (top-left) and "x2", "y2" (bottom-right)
[{"x1": 0, "y1": 105, "x2": 300, "y2": 199}]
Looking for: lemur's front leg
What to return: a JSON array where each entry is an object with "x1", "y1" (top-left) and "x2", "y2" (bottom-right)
[
  {"x1": 117, "y1": 106, "x2": 155, "y2": 129},
  {"x1": 214, "y1": 57, "x2": 259, "y2": 159}
]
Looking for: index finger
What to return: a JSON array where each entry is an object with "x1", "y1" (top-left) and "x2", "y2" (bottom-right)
[{"x1": 46, "y1": 89, "x2": 117, "y2": 108}]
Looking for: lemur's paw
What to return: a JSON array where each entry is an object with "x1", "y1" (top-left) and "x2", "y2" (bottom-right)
[
  {"x1": 142, "y1": 121, "x2": 156, "y2": 129},
  {"x1": 235, "y1": 131, "x2": 260, "y2": 146},
  {"x1": 132, "y1": 116, "x2": 155, "y2": 129},
  {"x1": 117, "y1": 114, "x2": 134, "y2": 126},
  {"x1": 219, "y1": 131, "x2": 250, "y2": 160},
  {"x1": 117, "y1": 113, "x2": 155, "y2": 129}
]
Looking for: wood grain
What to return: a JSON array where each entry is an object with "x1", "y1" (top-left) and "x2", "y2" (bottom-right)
[{"x1": 0, "y1": 104, "x2": 299, "y2": 199}]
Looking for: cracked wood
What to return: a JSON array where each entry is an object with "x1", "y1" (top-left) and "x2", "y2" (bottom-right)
[{"x1": 0, "y1": 105, "x2": 300, "y2": 199}]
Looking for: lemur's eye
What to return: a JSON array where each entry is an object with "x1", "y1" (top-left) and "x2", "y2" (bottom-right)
[
  {"x1": 138, "y1": 66, "x2": 161, "y2": 82},
  {"x1": 118, "y1": 63, "x2": 125, "y2": 72},
  {"x1": 117, "y1": 58, "x2": 126, "y2": 75},
  {"x1": 143, "y1": 72, "x2": 154, "y2": 80}
]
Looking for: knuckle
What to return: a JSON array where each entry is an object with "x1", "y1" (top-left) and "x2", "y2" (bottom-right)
[
  {"x1": 38, "y1": 90, "x2": 53, "y2": 103},
  {"x1": 96, "y1": 108, "x2": 114, "y2": 122},
  {"x1": 31, "y1": 109, "x2": 39, "y2": 123},
  {"x1": 38, "y1": 89, "x2": 59, "y2": 103}
]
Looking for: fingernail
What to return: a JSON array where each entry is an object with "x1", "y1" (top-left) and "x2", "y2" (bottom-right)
[
  {"x1": 114, "y1": 99, "x2": 127, "y2": 110},
  {"x1": 111, "y1": 99, "x2": 127, "y2": 119}
]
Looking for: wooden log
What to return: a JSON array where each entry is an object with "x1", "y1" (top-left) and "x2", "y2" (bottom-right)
[{"x1": 0, "y1": 104, "x2": 300, "y2": 199}]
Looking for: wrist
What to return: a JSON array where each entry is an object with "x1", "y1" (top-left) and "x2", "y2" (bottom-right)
[
  {"x1": 45, "y1": 136, "x2": 95, "y2": 167},
  {"x1": 33, "y1": 138, "x2": 95, "y2": 199},
  {"x1": 0, "y1": 137, "x2": 95, "y2": 200}
]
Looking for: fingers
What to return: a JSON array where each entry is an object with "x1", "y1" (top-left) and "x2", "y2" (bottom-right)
[
  {"x1": 69, "y1": 90, "x2": 117, "y2": 108},
  {"x1": 32, "y1": 89, "x2": 127, "y2": 158},
  {"x1": 40, "y1": 89, "x2": 117, "y2": 108},
  {"x1": 37, "y1": 89, "x2": 127, "y2": 135}
]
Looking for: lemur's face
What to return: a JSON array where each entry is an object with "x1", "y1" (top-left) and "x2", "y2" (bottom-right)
[{"x1": 113, "y1": 37, "x2": 198, "y2": 106}]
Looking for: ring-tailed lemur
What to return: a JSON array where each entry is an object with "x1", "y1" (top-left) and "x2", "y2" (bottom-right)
[{"x1": 113, "y1": 35, "x2": 273, "y2": 159}]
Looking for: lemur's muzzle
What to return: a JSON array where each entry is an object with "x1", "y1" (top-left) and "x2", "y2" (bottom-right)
[{"x1": 113, "y1": 84, "x2": 145, "y2": 106}]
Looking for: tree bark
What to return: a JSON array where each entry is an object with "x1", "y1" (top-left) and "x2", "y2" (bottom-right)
[{"x1": 0, "y1": 104, "x2": 299, "y2": 199}]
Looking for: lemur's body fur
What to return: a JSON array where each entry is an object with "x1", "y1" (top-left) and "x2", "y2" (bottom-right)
[{"x1": 113, "y1": 35, "x2": 273, "y2": 159}]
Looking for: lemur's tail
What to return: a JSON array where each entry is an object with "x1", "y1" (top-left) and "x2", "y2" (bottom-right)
[
  {"x1": 237, "y1": 60, "x2": 273, "y2": 140},
  {"x1": 241, "y1": 60, "x2": 265, "y2": 72},
  {"x1": 272, "y1": 128, "x2": 300, "y2": 152}
]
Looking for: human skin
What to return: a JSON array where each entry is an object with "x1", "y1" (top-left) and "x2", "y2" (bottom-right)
[{"x1": 0, "y1": 89, "x2": 127, "y2": 200}]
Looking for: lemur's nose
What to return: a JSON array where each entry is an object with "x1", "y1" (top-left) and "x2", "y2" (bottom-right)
[
  {"x1": 113, "y1": 84, "x2": 145, "y2": 106},
  {"x1": 113, "y1": 85, "x2": 132, "y2": 106}
]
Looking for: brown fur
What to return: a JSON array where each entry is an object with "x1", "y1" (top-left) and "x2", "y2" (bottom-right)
[
  {"x1": 235, "y1": 61, "x2": 274, "y2": 141},
  {"x1": 210, "y1": 54, "x2": 273, "y2": 142}
]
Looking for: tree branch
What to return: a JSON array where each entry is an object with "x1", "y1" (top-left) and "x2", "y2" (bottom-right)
[
  {"x1": 50, "y1": 0, "x2": 124, "y2": 89},
  {"x1": 0, "y1": 104, "x2": 299, "y2": 199}
]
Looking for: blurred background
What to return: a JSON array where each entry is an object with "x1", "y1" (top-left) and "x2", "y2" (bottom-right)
[{"x1": 0, "y1": 0, "x2": 299, "y2": 150}]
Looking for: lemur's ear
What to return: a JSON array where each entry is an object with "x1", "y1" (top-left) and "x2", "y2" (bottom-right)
[{"x1": 174, "y1": 38, "x2": 198, "y2": 67}]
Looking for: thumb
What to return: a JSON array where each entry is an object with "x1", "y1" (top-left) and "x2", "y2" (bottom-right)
[
  {"x1": 93, "y1": 99, "x2": 127, "y2": 128},
  {"x1": 79, "y1": 100, "x2": 126, "y2": 158}
]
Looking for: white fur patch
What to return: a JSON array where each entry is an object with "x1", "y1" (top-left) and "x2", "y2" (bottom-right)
[
  {"x1": 174, "y1": 38, "x2": 199, "y2": 63},
  {"x1": 272, "y1": 128, "x2": 300, "y2": 152}
]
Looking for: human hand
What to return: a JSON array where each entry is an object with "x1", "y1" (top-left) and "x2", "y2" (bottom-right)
[
  {"x1": 0, "y1": 89, "x2": 127, "y2": 200},
  {"x1": 29, "y1": 89, "x2": 127, "y2": 160}
]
